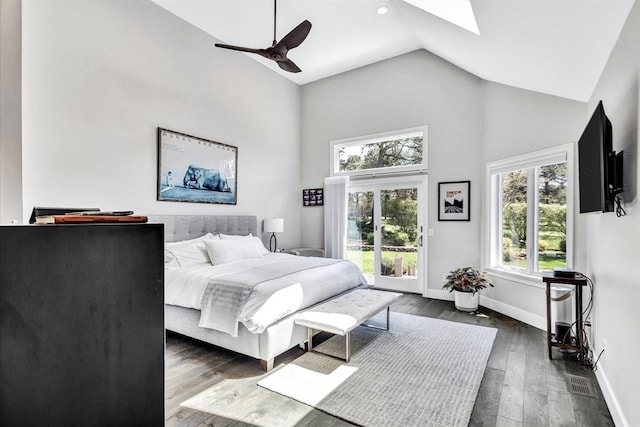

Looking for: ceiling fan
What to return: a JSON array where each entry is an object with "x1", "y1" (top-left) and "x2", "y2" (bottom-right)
[{"x1": 214, "y1": 0, "x2": 312, "y2": 73}]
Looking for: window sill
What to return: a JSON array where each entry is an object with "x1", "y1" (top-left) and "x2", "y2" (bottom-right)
[{"x1": 485, "y1": 267, "x2": 545, "y2": 289}]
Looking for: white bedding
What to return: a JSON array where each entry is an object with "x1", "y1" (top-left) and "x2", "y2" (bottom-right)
[{"x1": 165, "y1": 253, "x2": 367, "y2": 337}]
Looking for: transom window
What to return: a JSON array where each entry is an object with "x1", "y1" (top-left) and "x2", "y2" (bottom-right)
[
  {"x1": 486, "y1": 144, "x2": 574, "y2": 276},
  {"x1": 330, "y1": 127, "x2": 428, "y2": 177}
]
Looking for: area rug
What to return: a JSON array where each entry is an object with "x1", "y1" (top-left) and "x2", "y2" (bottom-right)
[{"x1": 258, "y1": 312, "x2": 497, "y2": 427}]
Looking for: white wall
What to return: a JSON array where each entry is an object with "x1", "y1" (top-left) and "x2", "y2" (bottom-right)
[
  {"x1": 19, "y1": 0, "x2": 302, "y2": 249},
  {"x1": 479, "y1": 82, "x2": 586, "y2": 326},
  {"x1": 583, "y1": 1, "x2": 640, "y2": 425},
  {"x1": 299, "y1": 38, "x2": 640, "y2": 424},
  {"x1": 0, "y1": 0, "x2": 22, "y2": 224},
  {"x1": 300, "y1": 50, "x2": 484, "y2": 295},
  {"x1": 299, "y1": 49, "x2": 586, "y2": 310}
]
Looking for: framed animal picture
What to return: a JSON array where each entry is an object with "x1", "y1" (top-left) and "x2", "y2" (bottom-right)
[{"x1": 157, "y1": 128, "x2": 237, "y2": 204}]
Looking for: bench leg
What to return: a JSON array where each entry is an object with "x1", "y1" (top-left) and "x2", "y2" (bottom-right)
[
  {"x1": 307, "y1": 327, "x2": 351, "y2": 362},
  {"x1": 305, "y1": 306, "x2": 391, "y2": 364},
  {"x1": 363, "y1": 306, "x2": 391, "y2": 331},
  {"x1": 345, "y1": 332, "x2": 351, "y2": 362},
  {"x1": 386, "y1": 306, "x2": 390, "y2": 331}
]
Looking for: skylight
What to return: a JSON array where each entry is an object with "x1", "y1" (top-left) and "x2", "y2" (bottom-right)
[{"x1": 403, "y1": 0, "x2": 480, "y2": 35}]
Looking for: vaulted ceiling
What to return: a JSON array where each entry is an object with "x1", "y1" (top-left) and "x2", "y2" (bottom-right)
[{"x1": 151, "y1": 0, "x2": 635, "y2": 102}]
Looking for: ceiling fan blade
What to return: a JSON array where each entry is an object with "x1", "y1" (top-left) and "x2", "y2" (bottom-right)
[
  {"x1": 215, "y1": 43, "x2": 264, "y2": 55},
  {"x1": 274, "y1": 20, "x2": 312, "y2": 52},
  {"x1": 214, "y1": 3, "x2": 310, "y2": 74},
  {"x1": 277, "y1": 58, "x2": 302, "y2": 73}
]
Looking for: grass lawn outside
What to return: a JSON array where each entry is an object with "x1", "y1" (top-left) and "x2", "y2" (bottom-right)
[
  {"x1": 347, "y1": 249, "x2": 417, "y2": 275},
  {"x1": 503, "y1": 253, "x2": 567, "y2": 271},
  {"x1": 349, "y1": 248, "x2": 566, "y2": 275}
]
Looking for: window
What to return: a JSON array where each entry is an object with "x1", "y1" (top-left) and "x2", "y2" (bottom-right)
[
  {"x1": 330, "y1": 127, "x2": 427, "y2": 177},
  {"x1": 330, "y1": 127, "x2": 428, "y2": 293},
  {"x1": 486, "y1": 144, "x2": 574, "y2": 277}
]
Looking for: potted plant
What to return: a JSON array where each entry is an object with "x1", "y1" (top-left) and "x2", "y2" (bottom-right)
[{"x1": 443, "y1": 266, "x2": 493, "y2": 312}]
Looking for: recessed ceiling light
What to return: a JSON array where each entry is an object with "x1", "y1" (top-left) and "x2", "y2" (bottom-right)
[{"x1": 376, "y1": 5, "x2": 389, "y2": 15}]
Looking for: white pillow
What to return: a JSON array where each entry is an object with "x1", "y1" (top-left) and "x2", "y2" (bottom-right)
[
  {"x1": 219, "y1": 233, "x2": 269, "y2": 255},
  {"x1": 165, "y1": 233, "x2": 217, "y2": 268},
  {"x1": 219, "y1": 233, "x2": 247, "y2": 239},
  {"x1": 164, "y1": 252, "x2": 181, "y2": 269},
  {"x1": 204, "y1": 237, "x2": 264, "y2": 265},
  {"x1": 251, "y1": 236, "x2": 270, "y2": 255}
]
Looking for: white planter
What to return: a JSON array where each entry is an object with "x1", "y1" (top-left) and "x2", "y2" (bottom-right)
[{"x1": 454, "y1": 290, "x2": 479, "y2": 312}]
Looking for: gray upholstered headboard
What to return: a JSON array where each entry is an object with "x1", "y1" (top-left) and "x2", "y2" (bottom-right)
[{"x1": 147, "y1": 215, "x2": 257, "y2": 242}]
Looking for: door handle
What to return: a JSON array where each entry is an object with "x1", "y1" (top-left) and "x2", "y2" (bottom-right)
[{"x1": 418, "y1": 235, "x2": 423, "y2": 247}]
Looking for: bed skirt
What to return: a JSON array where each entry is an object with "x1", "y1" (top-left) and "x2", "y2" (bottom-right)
[{"x1": 165, "y1": 304, "x2": 312, "y2": 364}]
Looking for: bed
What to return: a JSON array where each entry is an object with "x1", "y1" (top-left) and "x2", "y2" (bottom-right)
[{"x1": 149, "y1": 214, "x2": 367, "y2": 371}]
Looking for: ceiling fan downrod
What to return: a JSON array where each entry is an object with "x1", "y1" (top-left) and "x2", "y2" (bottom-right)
[{"x1": 272, "y1": 0, "x2": 277, "y2": 47}]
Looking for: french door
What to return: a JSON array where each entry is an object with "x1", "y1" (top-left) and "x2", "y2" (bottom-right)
[{"x1": 346, "y1": 176, "x2": 427, "y2": 293}]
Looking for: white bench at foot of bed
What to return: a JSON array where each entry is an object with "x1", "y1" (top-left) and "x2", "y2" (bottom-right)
[{"x1": 294, "y1": 288, "x2": 401, "y2": 362}]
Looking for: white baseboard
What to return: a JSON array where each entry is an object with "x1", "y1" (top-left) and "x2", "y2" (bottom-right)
[
  {"x1": 425, "y1": 289, "x2": 454, "y2": 300},
  {"x1": 479, "y1": 296, "x2": 546, "y2": 330},
  {"x1": 425, "y1": 289, "x2": 546, "y2": 330},
  {"x1": 595, "y1": 365, "x2": 629, "y2": 427}
]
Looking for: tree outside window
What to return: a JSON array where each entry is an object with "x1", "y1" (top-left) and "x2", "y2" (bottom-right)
[
  {"x1": 499, "y1": 163, "x2": 568, "y2": 272},
  {"x1": 488, "y1": 143, "x2": 573, "y2": 276},
  {"x1": 338, "y1": 136, "x2": 423, "y2": 173}
]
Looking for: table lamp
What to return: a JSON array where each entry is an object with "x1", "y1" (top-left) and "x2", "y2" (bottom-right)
[{"x1": 263, "y1": 218, "x2": 284, "y2": 252}]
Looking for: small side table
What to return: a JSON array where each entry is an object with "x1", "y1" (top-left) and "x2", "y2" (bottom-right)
[
  {"x1": 289, "y1": 248, "x2": 325, "y2": 257},
  {"x1": 542, "y1": 273, "x2": 588, "y2": 364}
]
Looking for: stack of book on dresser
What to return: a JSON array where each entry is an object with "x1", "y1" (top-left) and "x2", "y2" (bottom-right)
[{"x1": 32, "y1": 208, "x2": 148, "y2": 224}]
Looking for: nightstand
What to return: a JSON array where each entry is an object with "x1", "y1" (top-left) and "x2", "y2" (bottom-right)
[{"x1": 289, "y1": 248, "x2": 325, "y2": 257}]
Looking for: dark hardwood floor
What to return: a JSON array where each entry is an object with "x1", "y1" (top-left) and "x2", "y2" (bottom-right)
[{"x1": 165, "y1": 294, "x2": 614, "y2": 426}]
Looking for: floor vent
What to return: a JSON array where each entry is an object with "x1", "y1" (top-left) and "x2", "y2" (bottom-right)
[{"x1": 566, "y1": 374, "x2": 596, "y2": 397}]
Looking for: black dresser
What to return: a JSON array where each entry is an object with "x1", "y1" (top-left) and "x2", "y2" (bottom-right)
[{"x1": 0, "y1": 224, "x2": 164, "y2": 426}]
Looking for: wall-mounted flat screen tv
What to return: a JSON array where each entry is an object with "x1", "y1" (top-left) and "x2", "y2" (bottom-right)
[{"x1": 577, "y1": 101, "x2": 623, "y2": 213}]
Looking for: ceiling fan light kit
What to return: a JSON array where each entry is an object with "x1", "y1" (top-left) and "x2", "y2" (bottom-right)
[{"x1": 214, "y1": 0, "x2": 311, "y2": 73}]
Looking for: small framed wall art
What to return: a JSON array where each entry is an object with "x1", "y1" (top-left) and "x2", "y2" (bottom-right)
[
  {"x1": 438, "y1": 180, "x2": 470, "y2": 221},
  {"x1": 157, "y1": 128, "x2": 237, "y2": 205},
  {"x1": 302, "y1": 188, "x2": 323, "y2": 206}
]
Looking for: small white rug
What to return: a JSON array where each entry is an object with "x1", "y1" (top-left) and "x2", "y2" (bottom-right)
[{"x1": 258, "y1": 312, "x2": 497, "y2": 427}]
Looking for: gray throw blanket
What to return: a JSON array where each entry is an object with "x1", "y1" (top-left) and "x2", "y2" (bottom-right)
[{"x1": 198, "y1": 256, "x2": 353, "y2": 337}]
